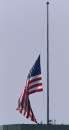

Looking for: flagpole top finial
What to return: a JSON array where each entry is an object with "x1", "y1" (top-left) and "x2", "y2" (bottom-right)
[{"x1": 46, "y1": 1, "x2": 49, "y2": 5}]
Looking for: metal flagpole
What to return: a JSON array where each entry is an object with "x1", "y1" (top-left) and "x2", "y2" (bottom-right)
[{"x1": 46, "y1": 1, "x2": 50, "y2": 125}]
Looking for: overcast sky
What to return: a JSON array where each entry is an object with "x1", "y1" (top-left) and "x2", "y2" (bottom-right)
[{"x1": 0, "y1": 0, "x2": 69, "y2": 125}]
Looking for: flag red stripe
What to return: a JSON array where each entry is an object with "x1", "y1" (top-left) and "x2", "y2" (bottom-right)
[
  {"x1": 28, "y1": 88, "x2": 43, "y2": 95},
  {"x1": 28, "y1": 83, "x2": 42, "y2": 90}
]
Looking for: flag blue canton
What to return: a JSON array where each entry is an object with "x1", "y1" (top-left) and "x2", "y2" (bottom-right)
[{"x1": 27, "y1": 55, "x2": 41, "y2": 78}]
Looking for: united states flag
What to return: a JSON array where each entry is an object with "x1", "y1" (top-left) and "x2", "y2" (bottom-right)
[{"x1": 16, "y1": 55, "x2": 43, "y2": 123}]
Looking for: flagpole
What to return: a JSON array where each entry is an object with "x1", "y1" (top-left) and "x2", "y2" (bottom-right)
[{"x1": 46, "y1": 1, "x2": 50, "y2": 125}]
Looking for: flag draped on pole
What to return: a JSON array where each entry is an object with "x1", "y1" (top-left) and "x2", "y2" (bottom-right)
[
  {"x1": 16, "y1": 88, "x2": 37, "y2": 123},
  {"x1": 16, "y1": 55, "x2": 43, "y2": 123}
]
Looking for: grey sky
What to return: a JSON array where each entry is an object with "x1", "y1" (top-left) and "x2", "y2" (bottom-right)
[{"x1": 0, "y1": 0, "x2": 69, "y2": 125}]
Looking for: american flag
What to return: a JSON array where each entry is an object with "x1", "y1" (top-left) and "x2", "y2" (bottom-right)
[{"x1": 16, "y1": 55, "x2": 43, "y2": 123}]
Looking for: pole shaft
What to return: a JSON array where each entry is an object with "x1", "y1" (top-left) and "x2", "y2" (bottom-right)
[{"x1": 47, "y1": 1, "x2": 49, "y2": 125}]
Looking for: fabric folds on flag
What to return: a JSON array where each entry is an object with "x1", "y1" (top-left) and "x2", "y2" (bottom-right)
[
  {"x1": 16, "y1": 88, "x2": 37, "y2": 123},
  {"x1": 16, "y1": 55, "x2": 43, "y2": 123}
]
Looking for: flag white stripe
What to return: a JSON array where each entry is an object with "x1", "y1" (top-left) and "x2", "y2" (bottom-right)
[{"x1": 29, "y1": 80, "x2": 42, "y2": 86}]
